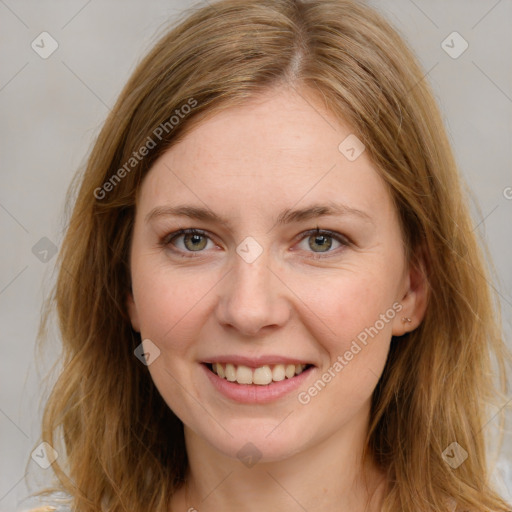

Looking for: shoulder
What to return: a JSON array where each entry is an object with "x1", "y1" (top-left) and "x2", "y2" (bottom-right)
[
  {"x1": 491, "y1": 456, "x2": 512, "y2": 505},
  {"x1": 17, "y1": 505, "x2": 72, "y2": 512},
  {"x1": 17, "y1": 504, "x2": 72, "y2": 512},
  {"x1": 21, "y1": 508, "x2": 63, "y2": 512},
  {"x1": 17, "y1": 491, "x2": 73, "y2": 512}
]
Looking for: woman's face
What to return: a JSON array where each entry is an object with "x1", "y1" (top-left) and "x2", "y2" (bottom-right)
[{"x1": 128, "y1": 86, "x2": 424, "y2": 462}]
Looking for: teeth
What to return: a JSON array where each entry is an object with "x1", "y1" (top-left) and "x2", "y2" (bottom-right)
[
  {"x1": 225, "y1": 363, "x2": 236, "y2": 382},
  {"x1": 272, "y1": 364, "x2": 286, "y2": 382},
  {"x1": 216, "y1": 363, "x2": 225, "y2": 379},
  {"x1": 253, "y1": 365, "x2": 272, "y2": 385},
  {"x1": 236, "y1": 365, "x2": 253, "y2": 384},
  {"x1": 210, "y1": 362, "x2": 309, "y2": 385},
  {"x1": 285, "y1": 364, "x2": 296, "y2": 379}
]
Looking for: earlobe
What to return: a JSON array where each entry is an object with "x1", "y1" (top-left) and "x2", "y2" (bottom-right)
[
  {"x1": 392, "y1": 255, "x2": 429, "y2": 336},
  {"x1": 127, "y1": 292, "x2": 141, "y2": 332}
]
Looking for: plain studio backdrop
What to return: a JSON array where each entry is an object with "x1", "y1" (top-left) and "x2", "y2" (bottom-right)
[{"x1": 0, "y1": 1, "x2": 511, "y2": 510}]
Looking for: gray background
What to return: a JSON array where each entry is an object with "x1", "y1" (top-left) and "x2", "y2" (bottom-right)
[{"x1": 1, "y1": 0, "x2": 511, "y2": 510}]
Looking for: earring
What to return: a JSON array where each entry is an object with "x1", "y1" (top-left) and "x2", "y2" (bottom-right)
[{"x1": 401, "y1": 317, "x2": 412, "y2": 324}]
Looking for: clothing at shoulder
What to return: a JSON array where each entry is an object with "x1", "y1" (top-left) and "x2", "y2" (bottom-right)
[
  {"x1": 17, "y1": 491, "x2": 73, "y2": 512},
  {"x1": 24, "y1": 508, "x2": 67, "y2": 512},
  {"x1": 19, "y1": 505, "x2": 72, "y2": 512}
]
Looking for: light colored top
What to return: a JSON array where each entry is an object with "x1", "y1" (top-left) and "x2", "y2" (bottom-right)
[{"x1": 16, "y1": 491, "x2": 72, "y2": 512}]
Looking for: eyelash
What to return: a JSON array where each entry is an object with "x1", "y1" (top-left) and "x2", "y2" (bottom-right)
[{"x1": 161, "y1": 227, "x2": 350, "y2": 259}]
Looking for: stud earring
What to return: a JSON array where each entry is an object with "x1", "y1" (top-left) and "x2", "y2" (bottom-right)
[{"x1": 401, "y1": 317, "x2": 412, "y2": 323}]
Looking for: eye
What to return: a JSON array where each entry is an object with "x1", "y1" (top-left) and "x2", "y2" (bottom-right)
[
  {"x1": 162, "y1": 227, "x2": 350, "y2": 258},
  {"x1": 295, "y1": 228, "x2": 349, "y2": 255},
  {"x1": 164, "y1": 228, "x2": 216, "y2": 254}
]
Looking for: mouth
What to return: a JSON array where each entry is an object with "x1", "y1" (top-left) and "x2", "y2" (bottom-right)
[{"x1": 204, "y1": 362, "x2": 314, "y2": 386}]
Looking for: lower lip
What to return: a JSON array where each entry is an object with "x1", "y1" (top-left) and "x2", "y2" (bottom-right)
[{"x1": 201, "y1": 363, "x2": 314, "y2": 404}]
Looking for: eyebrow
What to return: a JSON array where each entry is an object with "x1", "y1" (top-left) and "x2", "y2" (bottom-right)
[{"x1": 145, "y1": 201, "x2": 373, "y2": 227}]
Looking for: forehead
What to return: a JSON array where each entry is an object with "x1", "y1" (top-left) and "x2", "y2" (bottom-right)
[{"x1": 137, "y1": 87, "x2": 394, "y2": 223}]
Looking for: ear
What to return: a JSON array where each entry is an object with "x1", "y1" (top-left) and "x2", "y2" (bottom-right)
[
  {"x1": 392, "y1": 250, "x2": 429, "y2": 336},
  {"x1": 127, "y1": 292, "x2": 141, "y2": 332}
]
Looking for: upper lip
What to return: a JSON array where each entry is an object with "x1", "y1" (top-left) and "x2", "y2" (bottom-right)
[{"x1": 203, "y1": 355, "x2": 315, "y2": 368}]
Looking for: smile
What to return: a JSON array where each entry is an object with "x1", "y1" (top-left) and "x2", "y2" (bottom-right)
[{"x1": 207, "y1": 362, "x2": 312, "y2": 385}]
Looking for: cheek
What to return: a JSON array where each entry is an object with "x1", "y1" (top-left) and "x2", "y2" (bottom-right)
[
  {"x1": 290, "y1": 268, "x2": 400, "y2": 405},
  {"x1": 301, "y1": 270, "x2": 397, "y2": 345},
  {"x1": 130, "y1": 264, "x2": 218, "y2": 419},
  {"x1": 131, "y1": 262, "x2": 219, "y2": 353}
]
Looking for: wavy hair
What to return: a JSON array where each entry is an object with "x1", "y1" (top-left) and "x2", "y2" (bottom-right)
[{"x1": 34, "y1": 0, "x2": 510, "y2": 510}]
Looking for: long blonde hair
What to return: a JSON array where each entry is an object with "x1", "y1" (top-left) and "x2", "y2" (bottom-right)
[{"x1": 35, "y1": 0, "x2": 510, "y2": 510}]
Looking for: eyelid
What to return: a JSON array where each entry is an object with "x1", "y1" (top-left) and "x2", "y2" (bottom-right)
[
  {"x1": 163, "y1": 227, "x2": 211, "y2": 245},
  {"x1": 294, "y1": 227, "x2": 350, "y2": 244}
]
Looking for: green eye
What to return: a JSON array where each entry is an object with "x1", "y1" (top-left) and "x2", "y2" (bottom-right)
[
  {"x1": 182, "y1": 233, "x2": 208, "y2": 251},
  {"x1": 308, "y1": 233, "x2": 333, "y2": 252},
  {"x1": 164, "y1": 227, "x2": 348, "y2": 258},
  {"x1": 166, "y1": 229, "x2": 213, "y2": 253},
  {"x1": 296, "y1": 228, "x2": 349, "y2": 256}
]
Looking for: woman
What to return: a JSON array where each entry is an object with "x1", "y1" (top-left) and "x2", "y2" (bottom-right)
[{"x1": 26, "y1": 0, "x2": 511, "y2": 510}]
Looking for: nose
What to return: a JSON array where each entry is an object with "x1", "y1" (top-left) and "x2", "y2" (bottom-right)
[{"x1": 214, "y1": 247, "x2": 291, "y2": 337}]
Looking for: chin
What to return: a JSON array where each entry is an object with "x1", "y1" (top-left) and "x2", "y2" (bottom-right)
[{"x1": 187, "y1": 417, "x2": 316, "y2": 465}]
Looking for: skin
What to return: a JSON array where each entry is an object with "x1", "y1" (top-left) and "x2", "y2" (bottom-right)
[{"x1": 127, "y1": 86, "x2": 428, "y2": 511}]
